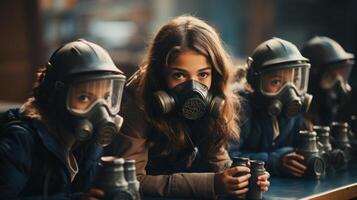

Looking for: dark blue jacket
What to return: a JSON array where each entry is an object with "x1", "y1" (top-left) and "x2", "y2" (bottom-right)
[
  {"x1": 229, "y1": 93, "x2": 305, "y2": 175},
  {"x1": 0, "y1": 109, "x2": 102, "y2": 200}
]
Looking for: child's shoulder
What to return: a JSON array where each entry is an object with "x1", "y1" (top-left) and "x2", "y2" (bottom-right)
[{"x1": 237, "y1": 90, "x2": 254, "y2": 124}]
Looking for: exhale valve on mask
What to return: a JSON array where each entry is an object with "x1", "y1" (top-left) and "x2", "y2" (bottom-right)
[
  {"x1": 320, "y1": 64, "x2": 352, "y2": 110},
  {"x1": 153, "y1": 80, "x2": 224, "y2": 120},
  {"x1": 72, "y1": 105, "x2": 123, "y2": 146},
  {"x1": 266, "y1": 85, "x2": 313, "y2": 118},
  {"x1": 66, "y1": 76, "x2": 125, "y2": 146},
  {"x1": 258, "y1": 66, "x2": 312, "y2": 118}
]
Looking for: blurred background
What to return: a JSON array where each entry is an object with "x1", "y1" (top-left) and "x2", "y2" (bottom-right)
[{"x1": 0, "y1": 0, "x2": 356, "y2": 108}]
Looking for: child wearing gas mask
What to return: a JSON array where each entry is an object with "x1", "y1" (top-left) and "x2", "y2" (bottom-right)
[
  {"x1": 0, "y1": 39, "x2": 126, "y2": 199},
  {"x1": 229, "y1": 38, "x2": 313, "y2": 177},
  {"x1": 106, "y1": 16, "x2": 270, "y2": 198},
  {"x1": 301, "y1": 36, "x2": 355, "y2": 126}
]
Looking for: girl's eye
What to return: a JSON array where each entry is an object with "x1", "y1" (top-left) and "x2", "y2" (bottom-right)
[
  {"x1": 78, "y1": 95, "x2": 90, "y2": 102},
  {"x1": 198, "y1": 72, "x2": 210, "y2": 79},
  {"x1": 104, "y1": 93, "x2": 111, "y2": 101},
  {"x1": 172, "y1": 72, "x2": 185, "y2": 79},
  {"x1": 271, "y1": 79, "x2": 282, "y2": 86}
]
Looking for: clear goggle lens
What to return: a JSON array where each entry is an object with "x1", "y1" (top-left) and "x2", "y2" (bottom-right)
[
  {"x1": 320, "y1": 63, "x2": 352, "y2": 90},
  {"x1": 260, "y1": 66, "x2": 310, "y2": 96},
  {"x1": 67, "y1": 77, "x2": 125, "y2": 115}
]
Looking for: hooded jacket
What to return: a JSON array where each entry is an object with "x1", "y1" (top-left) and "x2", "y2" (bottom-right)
[
  {"x1": 0, "y1": 107, "x2": 102, "y2": 200},
  {"x1": 229, "y1": 92, "x2": 304, "y2": 175}
]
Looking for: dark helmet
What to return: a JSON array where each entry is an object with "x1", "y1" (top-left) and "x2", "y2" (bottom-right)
[
  {"x1": 34, "y1": 39, "x2": 126, "y2": 145},
  {"x1": 301, "y1": 36, "x2": 354, "y2": 68},
  {"x1": 247, "y1": 38, "x2": 312, "y2": 117},
  {"x1": 301, "y1": 37, "x2": 354, "y2": 122},
  {"x1": 46, "y1": 38, "x2": 123, "y2": 85},
  {"x1": 247, "y1": 37, "x2": 310, "y2": 89},
  {"x1": 301, "y1": 36, "x2": 354, "y2": 90},
  {"x1": 35, "y1": 39, "x2": 125, "y2": 106}
]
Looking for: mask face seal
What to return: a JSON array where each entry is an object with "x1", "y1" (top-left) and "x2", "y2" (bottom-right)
[
  {"x1": 66, "y1": 74, "x2": 125, "y2": 146},
  {"x1": 259, "y1": 66, "x2": 312, "y2": 118},
  {"x1": 320, "y1": 62, "x2": 352, "y2": 95},
  {"x1": 153, "y1": 80, "x2": 224, "y2": 120}
]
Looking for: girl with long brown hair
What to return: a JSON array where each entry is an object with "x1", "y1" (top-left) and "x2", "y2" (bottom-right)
[{"x1": 108, "y1": 15, "x2": 269, "y2": 198}]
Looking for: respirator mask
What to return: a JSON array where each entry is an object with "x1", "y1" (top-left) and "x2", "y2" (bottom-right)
[
  {"x1": 259, "y1": 66, "x2": 312, "y2": 117},
  {"x1": 153, "y1": 80, "x2": 224, "y2": 120},
  {"x1": 320, "y1": 62, "x2": 352, "y2": 105},
  {"x1": 66, "y1": 75, "x2": 125, "y2": 146}
]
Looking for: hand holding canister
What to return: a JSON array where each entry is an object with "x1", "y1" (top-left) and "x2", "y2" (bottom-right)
[
  {"x1": 247, "y1": 160, "x2": 266, "y2": 200},
  {"x1": 296, "y1": 130, "x2": 326, "y2": 179},
  {"x1": 229, "y1": 157, "x2": 250, "y2": 199}
]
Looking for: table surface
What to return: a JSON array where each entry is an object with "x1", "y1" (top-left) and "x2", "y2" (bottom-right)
[
  {"x1": 264, "y1": 161, "x2": 357, "y2": 200},
  {"x1": 143, "y1": 161, "x2": 357, "y2": 200}
]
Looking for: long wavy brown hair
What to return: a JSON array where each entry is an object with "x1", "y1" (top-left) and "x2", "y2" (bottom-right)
[
  {"x1": 20, "y1": 66, "x2": 59, "y2": 131},
  {"x1": 133, "y1": 15, "x2": 240, "y2": 156},
  {"x1": 21, "y1": 65, "x2": 70, "y2": 139}
]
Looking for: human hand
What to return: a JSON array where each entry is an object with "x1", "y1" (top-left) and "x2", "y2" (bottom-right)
[
  {"x1": 214, "y1": 166, "x2": 251, "y2": 196},
  {"x1": 281, "y1": 152, "x2": 306, "y2": 177},
  {"x1": 256, "y1": 171, "x2": 270, "y2": 192},
  {"x1": 80, "y1": 188, "x2": 104, "y2": 200}
]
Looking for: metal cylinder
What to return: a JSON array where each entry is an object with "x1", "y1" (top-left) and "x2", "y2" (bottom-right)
[
  {"x1": 95, "y1": 156, "x2": 134, "y2": 200},
  {"x1": 314, "y1": 126, "x2": 332, "y2": 152},
  {"x1": 349, "y1": 115, "x2": 357, "y2": 157},
  {"x1": 231, "y1": 157, "x2": 250, "y2": 177},
  {"x1": 296, "y1": 130, "x2": 326, "y2": 179},
  {"x1": 229, "y1": 157, "x2": 250, "y2": 200},
  {"x1": 331, "y1": 122, "x2": 351, "y2": 150},
  {"x1": 350, "y1": 115, "x2": 357, "y2": 135},
  {"x1": 124, "y1": 159, "x2": 141, "y2": 200},
  {"x1": 314, "y1": 125, "x2": 347, "y2": 170},
  {"x1": 247, "y1": 160, "x2": 265, "y2": 200},
  {"x1": 297, "y1": 130, "x2": 319, "y2": 155}
]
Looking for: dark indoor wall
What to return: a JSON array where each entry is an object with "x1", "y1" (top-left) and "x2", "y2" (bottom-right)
[{"x1": 0, "y1": 0, "x2": 43, "y2": 103}]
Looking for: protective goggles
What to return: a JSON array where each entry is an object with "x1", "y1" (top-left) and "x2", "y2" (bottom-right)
[
  {"x1": 260, "y1": 66, "x2": 310, "y2": 96},
  {"x1": 320, "y1": 61, "x2": 353, "y2": 90},
  {"x1": 67, "y1": 75, "x2": 125, "y2": 116}
]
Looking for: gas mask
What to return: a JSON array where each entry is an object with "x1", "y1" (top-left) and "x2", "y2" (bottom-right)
[
  {"x1": 259, "y1": 66, "x2": 313, "y2": 118},
  {"x1": 66, "y1": 75, "x2": 125, "y2": 146},
  {"x1": 320, "y1": 62, "x2": 352, "y2": 106},
  {"x1": 153, "y1": 80, "x2": 224, "y2": 120}
]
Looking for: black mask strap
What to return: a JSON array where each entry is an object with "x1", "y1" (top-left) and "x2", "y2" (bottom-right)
[{"x1": 182, "y1": 122, "x2": 200, "y2": 168}]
